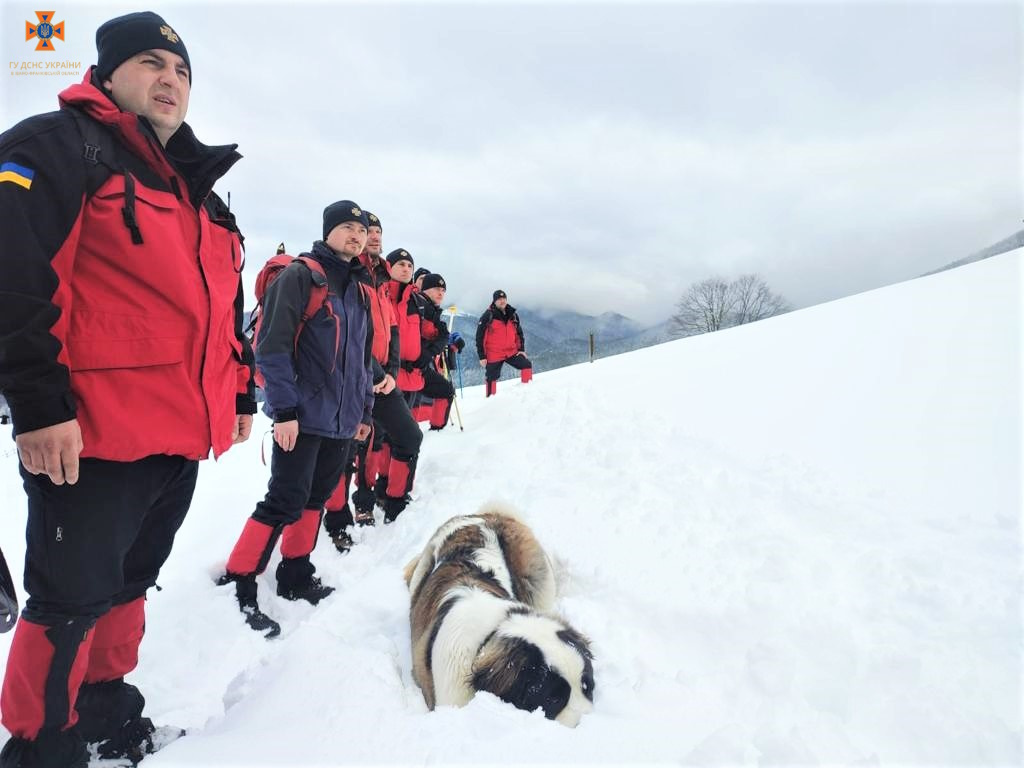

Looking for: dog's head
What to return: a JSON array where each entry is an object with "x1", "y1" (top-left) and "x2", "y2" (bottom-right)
[{"x1": 472, "y1": 611, "x2": 594, "y2": 727}]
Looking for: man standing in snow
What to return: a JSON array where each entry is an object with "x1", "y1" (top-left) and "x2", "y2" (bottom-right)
[
  {"x1": 0, "y1": 12, "x2": 255, "y2": 767},
  {"x1": 416, "y1": 274, "x2": 457, "y2": 430},
  {"x1": 219, "y1": 201, "x2": 375, "y2": 633},
  {"x1": 321, "y1": 219, "x2": 423, "y2": 545},
  {"x1": 476, "y1": 290, "x2": 532, "y2": 397}
]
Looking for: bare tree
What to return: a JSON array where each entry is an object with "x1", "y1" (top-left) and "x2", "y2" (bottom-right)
[
  {"x1": 669, "y1": 278, "x2": 737, "y2": 338},
  {"x1": 670, "y1": 274, "x2": 789, "y2": 338},
  {"x1": 730, "y1": 273, "x2": 791, "y2": 326}
]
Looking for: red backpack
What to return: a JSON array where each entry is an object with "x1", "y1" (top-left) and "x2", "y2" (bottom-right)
[{"x1": 246, "y1": 244, "x2": 330, "y2": 388}]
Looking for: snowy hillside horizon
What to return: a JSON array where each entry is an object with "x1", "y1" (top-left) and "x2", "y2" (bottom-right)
[{"x1": 0, "y1": 249, "x2": 1019, "y2": 767}]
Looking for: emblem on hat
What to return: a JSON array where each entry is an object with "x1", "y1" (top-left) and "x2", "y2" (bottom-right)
[
  {"x1": 160, "y1": 25, "x2": 179, "y2": 43},
  {"x1": 351, "y1": 207, "x2": 361, "y2": 216},
  {"x1": 369, "y1": 214, "x2": 378, "y2": 223}
]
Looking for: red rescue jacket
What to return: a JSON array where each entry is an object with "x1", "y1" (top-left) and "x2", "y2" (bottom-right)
[
  {"x1": 0, "y1": 71, "x2": 254, "y2": 461},
  {"x1": 387, "y1": 280, "x2": 424, "y2": 392},
  {"x1": 476, "y1": 304, "x2": 525, "y2": 363}
]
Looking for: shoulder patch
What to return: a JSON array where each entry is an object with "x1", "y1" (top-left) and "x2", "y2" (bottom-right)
[{"x1": 0, "y1": 161, "x2": 35, "y2": 189}]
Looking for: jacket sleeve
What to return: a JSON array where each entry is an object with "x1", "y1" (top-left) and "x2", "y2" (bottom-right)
[
  {"x1": 205, "y1": 190, "x2": 257, "y2": 416},
  {"x1": 0, "y1": 114, "x2": 86, "y2": 434},
  {"x1": 362, "y1": 299, "x2": 375, "y2": 425},
  {"x1": 255, "y1": 262, "x2": 310, "y2": 422},
  {"x1": 418, "y1": 305, "x2": 450, "y2": 365},
  {"x1": 514, "y1": 312, "x2": 526, "y2": 353},
  {"x1": 233, "y1": 276, "x2": 258, "y2": 415},
  {"x1": 475, "y1": 309, "x2": 492, "y2": 359},
  {"x1": 386, "y1": 322, "x2": 400, "y2": 380}
]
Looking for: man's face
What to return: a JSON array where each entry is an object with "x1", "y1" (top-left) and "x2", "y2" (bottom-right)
[
  {"x1": 365, "y1": 226, "x2": 383, "y2": 258},
  {"x1": 424, "y1": 286, "x2": 445, "y2": 306},
  {"x1": 390, "y1": 260, "x2": 414, "y2": 284},
  {"x1": 103, "y1": 50, "x2": 190, "y2": 146},
  {"x1": 326, "y1": 221, "x2": 368, "y2": 260},
  {"x1": 494, "y1": 297, "x2": 508, "y2": 310}
]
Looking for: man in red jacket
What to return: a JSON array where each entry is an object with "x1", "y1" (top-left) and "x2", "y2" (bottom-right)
[
  {"x1": 0, "y1": 12, "x2": 254, "y2": 767},
  {"x1": 476, "y1": 290, "x2": 533, "y2": 397}
]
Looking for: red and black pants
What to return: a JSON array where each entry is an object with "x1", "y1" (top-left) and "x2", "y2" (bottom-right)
[{"x1": 2, "y1": 455, "x2": 198, "y2": 740}]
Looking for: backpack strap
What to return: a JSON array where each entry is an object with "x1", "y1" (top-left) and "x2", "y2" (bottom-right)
[
  {"x1": 65, "y1": 107, "x2": 145, "y2": 245},
  {"x1": 293, "y1": 256, "x2": 329, "y2": 322}
]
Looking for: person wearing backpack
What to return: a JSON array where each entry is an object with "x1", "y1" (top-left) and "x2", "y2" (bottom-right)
[
  {"x1": 320, "y1": 217, "x2": 423, "y2": 548},
  {"x1": 0, "y1": 13, "x2": 255, "y2": 768},
  {"x1": 218, "y1": 201, "x2": 375, "y2": 634},
  {"x1": 476, "y1": 290, "x2": 533, "y2": 397}
]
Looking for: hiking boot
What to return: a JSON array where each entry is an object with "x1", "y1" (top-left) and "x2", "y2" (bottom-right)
[
  {"x1": 329, "y1": 527, "x2": 354, "y2": 554},
  {"x1": 353, "y1": 506, "x2": 376, "y2": 527},
  {"x1": 76, "y1": 678, "x2": 144, "y2": 747},
  {"x1": 276, "y1": 575, "x2": 334, "y2": 605},
  {"x1": 217, "y1": 573, "x2": 280, "y2": 638},
  {"x1": 323, "y1": 504, "x2": 355, "y2": 535},
  {"x1": 382, "y1": 495, "x2": 408, "y2": 524},
  {"x1": 92, "y1": 714, "x2": 161, "y2": 764},
  {"x1": 275, "y1": 556, "x2": 335, "y2": 605},
  {"x1": 77, "y1": 678, "x2": 183, "y2": 764},
  {"x1": 0, "y1": 729, "x2": 87, "y2": 768},
  {"x1": 373, "y1": 476, "x2": 389, "y2": 506}
]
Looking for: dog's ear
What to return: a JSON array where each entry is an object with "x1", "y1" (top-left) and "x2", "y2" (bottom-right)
[
  {"x1": 402, "y1": 555, "x2": 421, "y2": 587},
  {"x1": 472, "y1": 635, "x2": 523, "y2": 695},
  {"x1": 557, "y1": 627, "x2": 594, "y2": 660}
]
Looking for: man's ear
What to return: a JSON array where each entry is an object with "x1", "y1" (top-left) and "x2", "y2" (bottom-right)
[{"x1": 102, "y1": 78, "x2": 113, "y2": 90}]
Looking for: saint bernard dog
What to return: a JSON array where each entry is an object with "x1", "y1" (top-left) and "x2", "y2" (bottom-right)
[{"x1": 403, "y1": 504, "x2": 594, "y2": 726}]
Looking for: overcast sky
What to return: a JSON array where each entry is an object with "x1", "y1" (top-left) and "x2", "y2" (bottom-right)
[{"x1": 2, "y1": 0, "x2": 1020, "y2": 324}]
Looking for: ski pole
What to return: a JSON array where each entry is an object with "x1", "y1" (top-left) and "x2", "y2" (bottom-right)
[{"x1": 440, "y1": 353, "x2": 464, "y2": 431}]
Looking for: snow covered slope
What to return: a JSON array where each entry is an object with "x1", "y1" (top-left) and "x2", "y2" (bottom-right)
[{"x1": 0, "y1": 250, "x2": 1019, "y2": 766}]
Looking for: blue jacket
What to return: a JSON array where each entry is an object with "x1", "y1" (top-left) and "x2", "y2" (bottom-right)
[{"x1": 256, "y1": 241, "x2": 374, "y2": 439}]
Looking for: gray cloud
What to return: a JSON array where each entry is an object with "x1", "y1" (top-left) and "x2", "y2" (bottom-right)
[{"x1": 4, "y1": 1, "x2": 1019, "y2": 325}]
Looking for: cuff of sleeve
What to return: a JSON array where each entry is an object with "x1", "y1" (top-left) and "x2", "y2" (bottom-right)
[
  {"x1": 274, "y1": 408, "x2": 298, "y2": 423},
  {"x1": 236, "y1": 394, "x2": 258, "y2": 415},
  {"x1": 7, "y1": 392, "x2": 77, "y2": 434}
]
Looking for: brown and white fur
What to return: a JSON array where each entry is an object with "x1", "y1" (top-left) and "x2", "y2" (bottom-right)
[{"x1": 403, "y1": 504, "x2": 594, "y2": 727}]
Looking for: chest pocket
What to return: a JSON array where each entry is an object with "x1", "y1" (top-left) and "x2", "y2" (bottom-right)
[{"x1": 91, "y1": 173, "x2": 181, "y2": 246}]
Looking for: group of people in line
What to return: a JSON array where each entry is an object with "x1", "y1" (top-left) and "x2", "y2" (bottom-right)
[{"x1": 0, "y1": 11, "x2": 534, "y2": 768}]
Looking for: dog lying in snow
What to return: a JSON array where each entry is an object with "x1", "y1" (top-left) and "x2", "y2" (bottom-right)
[{"x1": 403, "y1": 504, "x2": 594, "y2": 726}]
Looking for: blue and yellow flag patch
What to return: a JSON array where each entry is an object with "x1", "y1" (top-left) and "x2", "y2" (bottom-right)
[{"x1": 0, "y1": 162, "x2": 35, "y2": 190}]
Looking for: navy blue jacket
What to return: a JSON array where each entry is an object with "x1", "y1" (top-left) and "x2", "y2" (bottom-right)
[{"x1": 256, "y1": 241, "x2": 374, "y2": 439}]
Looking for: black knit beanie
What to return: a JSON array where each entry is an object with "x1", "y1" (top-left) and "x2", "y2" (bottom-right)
[
  {"x1": 493, "y1": 289, "x2": 507, "y2": 301},
  {"x1": 323, "y1": 200, "x2": 369, "y2": 240},
  {"x1": 413, "y1": 267, "x2": 430, "y2": 283},
  {"x1": 422, "y1": 274, "x2": 447, "y2": 292},
  {"x1": 96, "y1": 12, "x2": 191, "y2": 83},
  {"x1": 365, "y1": 211, "x2": 381, "y2": 230},
  {"x1": 386, "y1": 248, "x2": 414, "y2": 267}
]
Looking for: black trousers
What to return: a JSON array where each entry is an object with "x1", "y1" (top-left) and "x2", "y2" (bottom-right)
[
  {"x1": 371, "y1": 386, "x2": 422, "y2": 458},
  {"x1": 19, "y1": 456, "x2": 198, "y2": 624},
  {"x1": 253, "y1": 432, "x2": 352, "y2": 526},
  {"x1": 485, "y1": 354, "x2": 532, "y2": 383}
]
